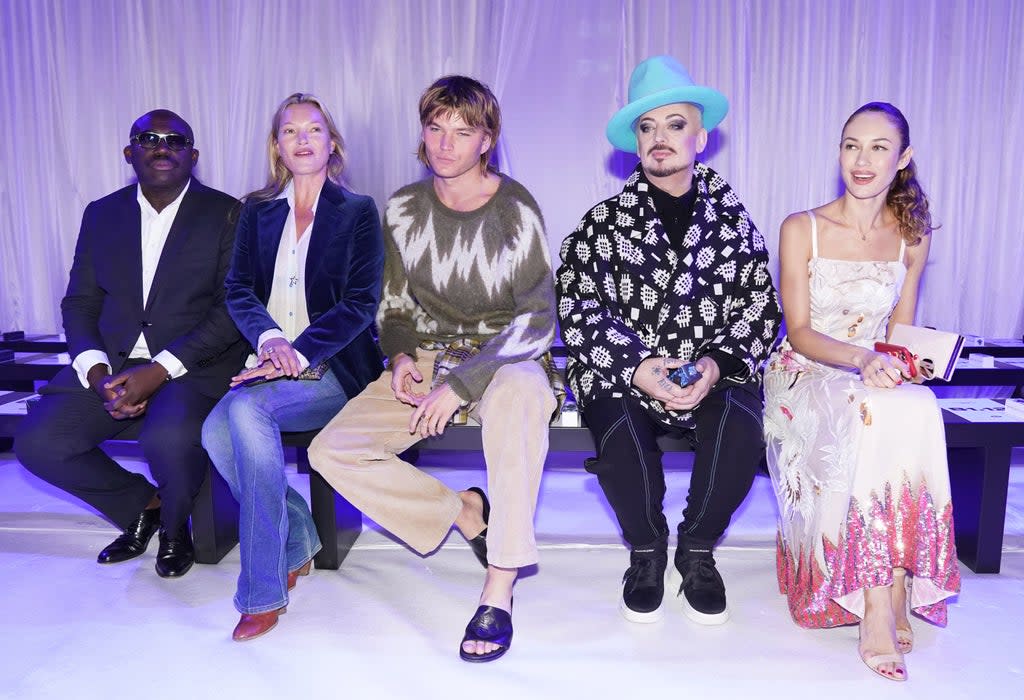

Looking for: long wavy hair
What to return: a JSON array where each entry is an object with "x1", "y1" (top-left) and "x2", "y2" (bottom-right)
[
  {"x1": 246, "y1": 93, "x2": 346, "y2": 202},
  {"x1": 843, "y1": 102, "x2": 936, "y2": 244},
  {"x1": 417, "y1": 75, "x2": 501, "y2": 173}
]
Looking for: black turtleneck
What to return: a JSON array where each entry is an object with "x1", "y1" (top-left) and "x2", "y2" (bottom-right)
[{"x1": 646, "y1": 173, "x2": 698, "y2": 250}]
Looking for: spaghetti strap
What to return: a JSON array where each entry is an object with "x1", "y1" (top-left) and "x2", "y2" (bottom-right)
[
  {"x1": 807, "y1": 210, "x2": 819, "y2": 258},
  {"x1": 897, "y1": 237, "x2": 906, "y2": 264}
]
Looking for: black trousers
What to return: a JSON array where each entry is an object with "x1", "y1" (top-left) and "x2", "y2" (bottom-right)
[
  {"x1": 14, "y1": 366, "x2": 219, "y2": 533},
  {"x1": 582, "y1": 385, "x2": 765, "y2": 550}
]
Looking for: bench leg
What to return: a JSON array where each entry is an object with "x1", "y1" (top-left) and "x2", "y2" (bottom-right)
[
  {"x1": 190, "y1": 463, "x2": 240, "y2": 565},
  {"x1": 309, "y1": 464, "x2": 362, "y2": 570},
  {"x1": 947, "y1": 445, "x2": 1011, "y2": 574},
  {"x1": 295, "y1": 444, "x2": 311, "y2": 475}
]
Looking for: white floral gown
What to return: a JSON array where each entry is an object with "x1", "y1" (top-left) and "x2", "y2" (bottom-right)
[{"x1": 763, "y1": 212, "x2": 959, "y2": 628}]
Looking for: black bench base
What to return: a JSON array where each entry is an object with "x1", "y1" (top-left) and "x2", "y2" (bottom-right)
[
  {"x1": 191, "y1": 464, "x2": 240, "y2": 565},
  {"x1": 947, "y1": 445, "x2": 1012, "y2": 574},
  {"x1": 3, "y1": 394, "x2": 1021, "y2": 574},
  {"x1": 304, "y1": 419, "x2": 1021, "y2": 575}
]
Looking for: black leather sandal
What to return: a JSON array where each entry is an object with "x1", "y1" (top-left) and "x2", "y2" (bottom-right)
[
  {"x1": 459, "y1": 604, "x2": 512, "y2": 663},
  {"x1": 465, "y1": 486, "x2": 490, "y2": 568}
]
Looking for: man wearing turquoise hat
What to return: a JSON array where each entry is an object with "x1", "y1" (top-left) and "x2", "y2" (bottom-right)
[{"x1": 556, "y1": 56, "x2": 781, "y2": 625}]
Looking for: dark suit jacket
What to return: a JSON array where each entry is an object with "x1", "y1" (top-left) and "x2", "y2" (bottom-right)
[
  {"x1": 57, "y1": 179, "x2": 247, "y2": 398},
  {"x1": 224, "y1": 180, "x2": 385, "y2": 399}
]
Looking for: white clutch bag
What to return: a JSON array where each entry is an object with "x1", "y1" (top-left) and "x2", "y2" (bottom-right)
[{"x1": 888, "y1": 323, "x2": 965, "y2": 381}]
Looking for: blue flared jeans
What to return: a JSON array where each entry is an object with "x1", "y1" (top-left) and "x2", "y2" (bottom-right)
[{"x1": 202, "y1": 370, "x2": 347, "y2": 614}]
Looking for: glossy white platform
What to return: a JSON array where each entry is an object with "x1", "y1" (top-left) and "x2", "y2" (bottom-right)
[{"x1": 1, "y1": 447, "x2": 1021, "y2": 699}]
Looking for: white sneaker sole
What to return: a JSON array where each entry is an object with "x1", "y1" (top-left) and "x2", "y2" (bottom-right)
[
  {"x1": 618, "y1": 596, "x2": 664, "y2": 624},
  {"x1": 667, "y1": 566, "x2": 730, "y2": 626}
]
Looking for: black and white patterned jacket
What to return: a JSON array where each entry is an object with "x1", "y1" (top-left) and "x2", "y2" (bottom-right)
[{"x1": 556, "y1": 163, "x2": 782, "y2": 428}]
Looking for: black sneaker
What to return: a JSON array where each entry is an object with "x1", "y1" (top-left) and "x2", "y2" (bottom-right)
[
  {"x1": 669, "y1": 537, "x2": 729, "y2": 625},
  {"x1": 619, "y1": 548, "x2": 667, "y2": 623}
]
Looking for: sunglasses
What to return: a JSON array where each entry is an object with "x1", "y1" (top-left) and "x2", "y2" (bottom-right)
[{"x1": 130, "y1": 131, "x2": 194, "y2": 151}]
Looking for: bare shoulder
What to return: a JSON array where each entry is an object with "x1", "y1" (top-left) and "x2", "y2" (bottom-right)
[
  {"x1": 905, "y1": 230, "x2": 933, "y2": 269},
  {"x1": 781, "y1": 210, "x2": 812, "y2": 233},
  {"x1": 808, "y1": 200, "x2": 846, "y2": 229},
  {"x1": 779, "y1": 210, "x2": 814, "y2": 247}
]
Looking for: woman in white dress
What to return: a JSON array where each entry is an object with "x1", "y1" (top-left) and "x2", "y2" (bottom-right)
[{"x1": 763, "y1": 102, "x2": 959, "y2": 682}]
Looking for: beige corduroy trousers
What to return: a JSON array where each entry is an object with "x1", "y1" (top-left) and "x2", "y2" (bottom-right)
[{"x1": 308, "y1": 350, "x2": 555, "y2": 568}]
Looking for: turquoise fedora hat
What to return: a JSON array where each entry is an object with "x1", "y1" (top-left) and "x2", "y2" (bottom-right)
[{"x1": 606, "y1": 56, "x2": 729, "y2": 152}]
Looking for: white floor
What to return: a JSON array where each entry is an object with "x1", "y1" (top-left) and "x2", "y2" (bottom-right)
[{"x1": 1, "y1": 446, "x2": 1022, "y2": 700}]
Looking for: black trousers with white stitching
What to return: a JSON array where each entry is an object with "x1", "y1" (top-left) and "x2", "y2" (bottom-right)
[{"x1": 582, "y1": 384, "x2": 765, "y2": 551}]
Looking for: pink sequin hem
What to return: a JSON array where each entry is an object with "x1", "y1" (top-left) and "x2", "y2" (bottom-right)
[{"x1": 776, "y1": 476, "x2": 961, "y2": 629}]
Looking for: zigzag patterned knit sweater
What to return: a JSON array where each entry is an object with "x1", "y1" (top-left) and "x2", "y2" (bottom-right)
[{"x1": 378, "y1": 175, "x2": 556, "y2": 402}]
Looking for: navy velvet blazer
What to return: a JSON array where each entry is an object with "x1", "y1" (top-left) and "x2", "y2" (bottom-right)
[
  {"x1": 58, "y1": 179, "x2": 247, "y2": 397},
  {"x1": 224, "y1": 180, "x2": 385, "y2": 399}
]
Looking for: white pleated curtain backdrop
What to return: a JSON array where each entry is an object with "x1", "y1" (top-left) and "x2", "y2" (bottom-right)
[{"x1": 1, "y1": 0, "x2": 1021, "y2": 337}]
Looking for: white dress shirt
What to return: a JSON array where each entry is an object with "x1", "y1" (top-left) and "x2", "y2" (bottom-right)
[
  {"x1": 72, "y1": 182, "x2": 189, "y2": 387},
  {"x1": 249, "y1": 182, "x2": 320, "y2": 370}
]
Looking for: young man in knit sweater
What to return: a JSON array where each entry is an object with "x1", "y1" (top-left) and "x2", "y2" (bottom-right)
[
  {"x1": 309, "y1": 76, "x2": 557, "y2": 663},
  {"x1": 556, "y1": 57, "x2": 782, "y2": 626}
]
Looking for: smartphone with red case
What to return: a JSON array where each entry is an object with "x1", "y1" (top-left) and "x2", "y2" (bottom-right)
[{"x1": 873, "y1": 342, "x2": 918, "y2": 378}]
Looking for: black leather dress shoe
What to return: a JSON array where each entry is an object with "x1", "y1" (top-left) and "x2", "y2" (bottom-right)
[
  {"x1": 155, "y1": 525, "x2": 195, "y2": 578},
  {"x1": 97, "y1": 507, "x2": 161, "y2": 564}
]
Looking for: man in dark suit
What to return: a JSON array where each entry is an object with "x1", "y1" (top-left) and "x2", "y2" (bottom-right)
[{"x1": 15, "y1": 109, "x2": 247, "y2": 578}]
